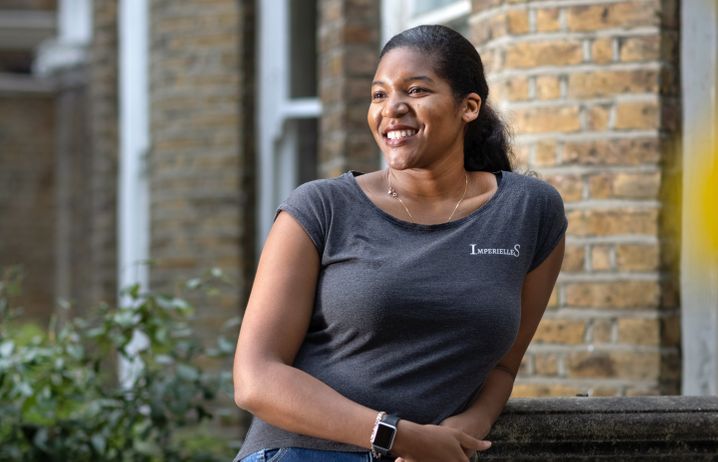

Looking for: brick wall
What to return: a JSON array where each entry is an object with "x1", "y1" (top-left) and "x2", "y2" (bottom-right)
[
  {"x1": 0, "y1": 0, "x2": 116, "y2": 321},
  {"x1": 318, "y1": 0, "x2": 381, "y2": 177},
  {"x1": 472, "y1": 0, "x2": 681, "y2": 396},
  {"x1": 0, "y1": 94, "x2": 56, "y2": 321},
  {"x1": 86, "y1": 0, "x2": 119, "y2": 308},
  {"x1": 54, "y1": 73, "x2": 94, "y2": 314},
  {"x1": 149, "y1": 0, "x2": 249, "y2": 294},
  {"x1": 148, "y1": 0, "x2": 254, "y2": 434}
]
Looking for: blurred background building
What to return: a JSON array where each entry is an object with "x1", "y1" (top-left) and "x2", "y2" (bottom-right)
[{"x1": 0, "y1": 0, "x2": 716, "y2": 438}]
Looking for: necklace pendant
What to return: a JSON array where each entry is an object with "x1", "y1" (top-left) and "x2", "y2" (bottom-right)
[{"x1": 384, "y1": 169, "x2": 468, "y2": 224}]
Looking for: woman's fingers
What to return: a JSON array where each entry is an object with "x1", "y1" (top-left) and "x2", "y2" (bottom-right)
[
  {"x1": 458, "y1": 431, "x2": 492, "y2": 452},
  {"x1": 392, "y1": 423, "x2": 491, "y2": 462}
]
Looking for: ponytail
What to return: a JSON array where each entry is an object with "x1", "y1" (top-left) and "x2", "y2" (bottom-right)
[{"x1": 464, "y1": 103, "x2": 513, "y2": 172}]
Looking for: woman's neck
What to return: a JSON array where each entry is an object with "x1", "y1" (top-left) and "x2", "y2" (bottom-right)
[{"x1": 387, "y1": 162, "x2": 467, "y2": 201}]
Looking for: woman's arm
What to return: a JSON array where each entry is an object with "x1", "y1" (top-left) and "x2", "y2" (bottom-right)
[
  {"x1": 441, "y1": 236, "x2": 565, "y2": 439},
  {"x1": 234, "y1": 212, "x2": 489, "y2": 461}
]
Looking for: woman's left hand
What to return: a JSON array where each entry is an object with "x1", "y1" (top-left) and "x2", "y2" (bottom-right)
[
  {"x1": 393, "y1": 414, "x2": 490, "y2": 461},
  {"x1": 405, "y1": 413, "x2": 489, "y2": 460},
  {"x1": 439, "y1": 412, "x2": 490, "y2": 440}
]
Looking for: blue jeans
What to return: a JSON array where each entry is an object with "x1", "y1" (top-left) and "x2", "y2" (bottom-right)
[
  {"x1": 238, "y1": 447, "x2": 480, "y2": 461},
  {"x1": 238, "y1": 447, "x2": 384, "y2": 461}
]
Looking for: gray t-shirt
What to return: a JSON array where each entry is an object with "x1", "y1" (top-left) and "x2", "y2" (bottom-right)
[{"x1": 235, "y1": 171, "x2": 567, "y2": 460}]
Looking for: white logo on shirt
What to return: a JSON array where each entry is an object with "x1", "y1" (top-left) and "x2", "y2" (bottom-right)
[{"x1": 469, "y1": 244, "x2": 521, "y2": 257}]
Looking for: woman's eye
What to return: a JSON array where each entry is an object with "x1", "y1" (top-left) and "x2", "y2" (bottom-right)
[
  {"x1": 408, "y1": 87, "x2": 427, "y2": 95},
  {"x1": 372, "y1": 91, "x2": 386, "y2": 100}
]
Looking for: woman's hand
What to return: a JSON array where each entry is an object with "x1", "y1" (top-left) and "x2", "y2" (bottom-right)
[
  {"x1": 439, "y1": 412, "x2": 491, "y2": 440},
  {"x1": 392, "y1": 420, "x2": 491, "y2": 462}
]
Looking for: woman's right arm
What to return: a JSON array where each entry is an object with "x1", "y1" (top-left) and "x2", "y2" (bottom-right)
[{"x1": 233, "y1": 212, "x2": 488, "y2": 461}]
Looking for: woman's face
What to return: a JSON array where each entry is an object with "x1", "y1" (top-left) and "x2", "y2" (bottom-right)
[{"x1": 368, "y1": 47, "x2": 478, "y2": 171}]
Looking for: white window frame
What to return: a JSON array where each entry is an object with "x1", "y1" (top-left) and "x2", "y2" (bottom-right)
[
  {"x1": 257, "y1": 0, "x2": 321, "y2": 246},
  {"x1": 34, "y1": 0, "x2": 92, "y2": 75},
  {"x1": 118, "y1": 0, "x2": 150, "y2": 386}
]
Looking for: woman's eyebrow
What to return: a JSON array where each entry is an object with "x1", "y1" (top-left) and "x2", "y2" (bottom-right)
[
  {"x1": 404, "y1": 75, "x2": 435, "y2": 84},
  {"x1": 371, "y1": 76, "x2": 436, "y2": 86}
]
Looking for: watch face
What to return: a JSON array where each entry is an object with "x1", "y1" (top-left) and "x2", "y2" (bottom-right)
[{"x1": 373, "y1": 421, "x2": 396, "y2": 450}]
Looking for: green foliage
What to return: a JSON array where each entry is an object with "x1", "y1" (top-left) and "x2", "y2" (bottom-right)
[{"x1": 0, "y1": 267, "x2": 239, "y2": 462}]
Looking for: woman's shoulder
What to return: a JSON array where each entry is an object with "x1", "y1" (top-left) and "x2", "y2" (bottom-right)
[
  {"x1": 291, "y1": 171, "x2": 357, "y2": 197},
  {"x1": 282, "y1": 172, "x2": 362, "y2": 215},
  {"x1": 502, "y1": 170, "x2": 564, "y2": 203}
]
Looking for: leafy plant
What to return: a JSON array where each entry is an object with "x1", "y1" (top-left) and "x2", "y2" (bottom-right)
[{"x1": 0, "y1": 267, "x2": 239, "y2": 462}]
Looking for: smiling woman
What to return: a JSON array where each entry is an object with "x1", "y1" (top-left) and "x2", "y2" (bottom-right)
[
  {"x1": 368, "y1": 48, "x2": 472, "y2": 172},
  {"x1": 232, "y1": 25, "x2": 567, "y2": 462}
]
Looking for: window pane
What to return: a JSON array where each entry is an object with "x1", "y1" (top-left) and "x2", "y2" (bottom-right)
[
  {"x1": 446, "y1": 15, "x2": 469, "y2": 38},
  {"x1": 296, "y1": 118, "x2": 318, "y2": 183},
  {"x1": 289, "y1": 0, "x2": 318, "y2": 98},
  {"x1": 413, "y1": 0, "x2": 460, "y2": 16}
]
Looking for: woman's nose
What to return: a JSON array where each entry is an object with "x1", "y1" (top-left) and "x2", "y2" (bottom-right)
[{"x1": 382, "y1": 97, "x2": 409, "y2": 117}]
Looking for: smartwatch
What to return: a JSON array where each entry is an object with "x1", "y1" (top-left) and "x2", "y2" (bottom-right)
[{"x1": 370, "y1": 413, "x2": 400, "y2": 457}]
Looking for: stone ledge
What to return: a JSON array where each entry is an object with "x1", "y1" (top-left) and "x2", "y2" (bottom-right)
[{"x1": 484, "y1": 396, "x2": 718, "y2": 460}]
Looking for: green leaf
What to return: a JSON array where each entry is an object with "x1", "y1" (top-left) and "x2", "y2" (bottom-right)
[
  {"x1": 217, "y1": 337, "x2": 234, "y2": 354},
  {"x1": 177, "y1": 364, "x2": 199, "y2": 381},
  {"x1": 0, "y1": 268, "x2": 234, "y2": 460},
  {"x1": 155, "y1": 354, "x2": 174, "y2": 365},
  {"x1": 0, "y1": 340, "x2": 13, "y2": 356},
  {"x1": 91, "y1": 434, "x2": 107, "y2": 454}
]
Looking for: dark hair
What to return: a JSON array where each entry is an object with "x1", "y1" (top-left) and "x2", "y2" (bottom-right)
[{"x1": 380, "y1": 25, "x2": 513, "y2": 172}]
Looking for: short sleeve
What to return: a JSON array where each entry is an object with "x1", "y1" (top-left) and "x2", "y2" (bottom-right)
[
  {"x1": 275, "y1": 180, "x2": 329, "y2": 253},
  {"x1": 528, "y1": 183, "x2": 568, "y2": 272}
]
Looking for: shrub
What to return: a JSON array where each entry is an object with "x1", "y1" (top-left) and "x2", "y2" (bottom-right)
[{"x1": 0, "y1": 267, "x2": 239, "y2": 462}]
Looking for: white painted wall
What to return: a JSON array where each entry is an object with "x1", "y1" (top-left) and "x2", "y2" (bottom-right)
[{"x1": 680, "y1": 0, "x2": 718, "y2": 395}]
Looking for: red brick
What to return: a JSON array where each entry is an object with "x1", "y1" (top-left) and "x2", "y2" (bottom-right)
[
  {"x1": 534, "y1": 319, "x2": 586, "y2": 344},
  {"x1": 561, "y1": 138, "x2": 661, "y2": 166},
  {"x1": 566, "y1": 350, "x2": 661, "y2": 380},
  {"x1": 535, "y1": 8, "x2": 561, "y2": 32},
  {"x1": 566, "y1": 1, "x2": 661, "y2": 32},
  {"x1": 513, "y1": 105, "x2": 581, "y2": 133},
  {"x1": 562, "y1": 244, "x2": 585, "y2": 272},
  {"x1": 568, "y1": 69, "x2": 659, "y2": 98},
  {"x1": 505, "y1": 40, "x2": 583, "y2": 68},
  {"x1": 565, "y1": 280, "x2": 660, "y2": 308},
  {"x1": 567, "y1": 208, "x2": 658, "y2": 237},
  {"x1": 615, "y1": 100, "x2": 660, "y2": 130}
]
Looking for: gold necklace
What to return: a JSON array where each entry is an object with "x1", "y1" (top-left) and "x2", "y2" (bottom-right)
[{"x1": 386, "y1": 170, "x2": 469, "y2": 224}]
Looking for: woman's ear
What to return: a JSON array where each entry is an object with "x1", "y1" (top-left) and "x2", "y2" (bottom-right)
[{"x1": 462, "y1": 92, "x2": 482, "y2": 123}]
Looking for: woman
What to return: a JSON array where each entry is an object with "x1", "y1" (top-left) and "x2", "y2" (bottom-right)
[{"x1": 233, "y1": 24, "x2": 566, "y2": 462}]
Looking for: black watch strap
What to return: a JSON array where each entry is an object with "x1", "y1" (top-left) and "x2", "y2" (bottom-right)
[
  {"x1": 371, "y1": 413, "x2": 400, "y2": 457},
  {"x1": 382, "y1": 413, "x2": 400, "y2": 428}
]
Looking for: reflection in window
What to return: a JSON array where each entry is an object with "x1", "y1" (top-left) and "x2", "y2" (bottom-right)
[
  {"x1": 413, "y1": 0, "x2": 460, "y2": 15},
  {"x1": 289, "y1": 0, "x2": 318, "y2": 98},
  {"x1": 296, "y1": 119, "x2": 318, "y2": 184},
  {"x1": 406, "y1": 0, "x2": 470, "y2": 38}
]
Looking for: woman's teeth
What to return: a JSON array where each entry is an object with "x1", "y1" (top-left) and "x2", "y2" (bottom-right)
[{"x1": 386, "y1": 129, "x2": 417, "y2": 140}]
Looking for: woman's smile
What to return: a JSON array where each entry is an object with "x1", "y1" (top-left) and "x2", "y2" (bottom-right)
[{"x1": 384, "y1": 126, "x2": 419, "y2": 146}]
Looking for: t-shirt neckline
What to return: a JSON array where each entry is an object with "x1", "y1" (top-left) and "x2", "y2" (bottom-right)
[{"x1": 345, "y1": 170, "x2": 509, "y2": 230}]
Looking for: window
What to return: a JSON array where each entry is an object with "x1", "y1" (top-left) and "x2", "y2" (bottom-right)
[
  {"x1": 257, "y1": 0, "x2": 320, "y2": 245},
  {"x1": 382, "y1": 0, "x2": 470, "y2": 45}
]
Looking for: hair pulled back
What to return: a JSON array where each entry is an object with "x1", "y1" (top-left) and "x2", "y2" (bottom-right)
[{"x1": 380, "y1": 25, "x2": 513, "y2": 172}]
